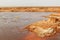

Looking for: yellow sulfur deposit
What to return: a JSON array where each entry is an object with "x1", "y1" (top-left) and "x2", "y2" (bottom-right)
[{"x1": 25, "y1": 13, "x2": 60, "y2": 37}]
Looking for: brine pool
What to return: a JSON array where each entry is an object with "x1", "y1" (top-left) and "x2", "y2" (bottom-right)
[{"x1": 0, "y1": 12, "x2": 59, "y2": 40}]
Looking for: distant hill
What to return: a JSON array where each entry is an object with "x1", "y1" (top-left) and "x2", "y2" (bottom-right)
[{"x1": 0, "y1": 7, "x2": 60, "y2": 12}]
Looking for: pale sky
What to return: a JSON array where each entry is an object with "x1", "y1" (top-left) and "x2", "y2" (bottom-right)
[{"x1": 0, "y1": 0, "x2": 60, "y2": 7}]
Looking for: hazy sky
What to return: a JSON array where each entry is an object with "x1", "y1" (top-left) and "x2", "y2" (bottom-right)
[{"x1": 0, "y1": 0, "x2": 60, "y2": 7}]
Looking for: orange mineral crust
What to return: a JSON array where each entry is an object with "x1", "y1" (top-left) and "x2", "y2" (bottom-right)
[
  {"x1": 24, "y1": 33, "x2": 46, "y2": 40},
  {"x1": 25, "y1": 13, "x2": 60, "y2": 38},
  {"x1": 24, "y1": 33, "x2": 58, "y2": 40}
]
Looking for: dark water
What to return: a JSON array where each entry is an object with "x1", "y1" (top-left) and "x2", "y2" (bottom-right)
[{"x1": 0, "y1": 12, "x2": 59, "y2": 40}]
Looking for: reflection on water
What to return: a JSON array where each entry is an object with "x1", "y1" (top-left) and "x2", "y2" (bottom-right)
[{"x1": 0, "y1": 12, "x2": 59, "y2": 40}]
